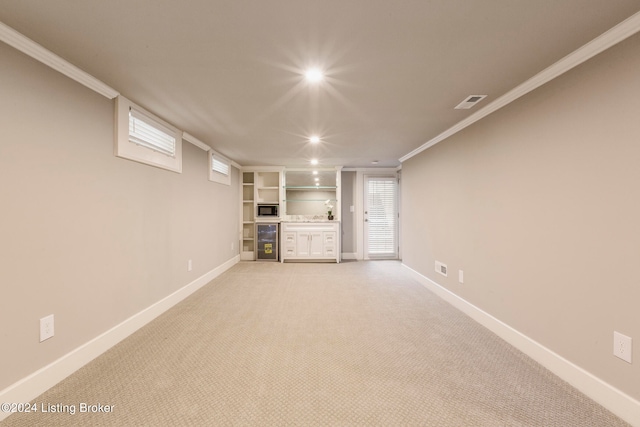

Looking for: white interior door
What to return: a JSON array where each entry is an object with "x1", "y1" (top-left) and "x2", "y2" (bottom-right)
[{"x1": 364, "y1": 175, "x2": 398, "y2": 259}]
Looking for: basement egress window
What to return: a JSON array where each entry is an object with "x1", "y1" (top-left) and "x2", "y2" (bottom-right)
[
  {"x1": 209, "y1": 150, "x2": 231, "y2": 185},
  {"x1": 115, "y1": 96, "x2": 182, "y2": 173},
  {"x1": 129, "y1": 109, "x2": 175, "y2": 156}
]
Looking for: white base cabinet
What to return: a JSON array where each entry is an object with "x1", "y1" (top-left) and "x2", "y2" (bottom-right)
[{"x1": 282, "y1": 222, "x2": 340, "y2": 263}]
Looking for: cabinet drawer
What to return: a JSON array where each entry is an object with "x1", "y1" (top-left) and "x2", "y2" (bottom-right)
[
  {"x1": 323, "y1": 231, "x2": 336, "y2": 244},
  {"x1": 323, "y1": 231, "x2": 337, "y2": 258},
  {"x1": 281, "y1": 222, "x2": 340, "y2": 263}
]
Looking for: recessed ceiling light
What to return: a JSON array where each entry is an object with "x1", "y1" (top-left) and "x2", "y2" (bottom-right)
[
  {"x1": 310, "y1": 159, "x2": 318, "y2": 165},
  {"x1": 305, "y1": 68, "x2": 323, "y2": 83},
  {"x1": 309, "y1": 135, "x2": 320, "y2": 143},
  {"x1": 312, "y1": 170, "x2": 318, "y2": 175},
  {"x1": 371, "y1": 160, "x2": 379, "y2": 165},
  {"x1": 314, "y1": 177, "x2": 319, "y2": 181}
]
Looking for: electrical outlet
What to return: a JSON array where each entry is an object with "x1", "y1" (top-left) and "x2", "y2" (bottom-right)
[
  {"x1": 188, "y1": 259, "x2": 193, "y2": 272},
  {"x1": 459, "y1": 270, "x2": 464, "y2": 284},
  {"x1": 40, "y1": 314, "x2": 54, "y2": 342},
  {"x1": 613, "y1": 331, "x2": 632, "y2": 363},
  {"x1": 231, "y1": 242, "x2": 234, "y2": 251}
]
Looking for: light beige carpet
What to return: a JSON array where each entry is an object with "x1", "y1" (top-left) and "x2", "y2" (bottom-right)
[{"x1": 2, "y1": 261, "x2": 630, "y2": 426}]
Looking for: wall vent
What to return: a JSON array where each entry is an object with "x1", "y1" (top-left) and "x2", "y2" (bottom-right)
[
  {"x1": 435, "y1": 260, "x2": 448, "y2": 277},
  {"x1": 454, "y1": 95, "x2": 487, "y2": 110}
]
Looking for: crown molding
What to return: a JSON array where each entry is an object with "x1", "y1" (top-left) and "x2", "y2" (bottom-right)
[
  {"x1": 240, "y1": 166, "x2": 284, "y2": 172},
  {"x1": 182, "y1": 132, "x2": 210, "y2": 151},
  {"x1": 400, "y1": 10, "x2": 640, "y2": 163},
  {"x1": 0, "y1": 21, "x2": 119, "y2": 99},
  {"x1": 182, "y1": 132, "x2": 241, "y2": 168},
  {"x1": 0, "y1": 20, "x2": 245, "y2": 170},
  {"x1": 342, "y1": 167, "x2": 399, "y2": 174}
]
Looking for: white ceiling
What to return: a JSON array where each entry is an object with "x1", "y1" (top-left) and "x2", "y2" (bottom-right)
[{"x1": 1, "y1": 1, "x2": 639, "y2": 167}]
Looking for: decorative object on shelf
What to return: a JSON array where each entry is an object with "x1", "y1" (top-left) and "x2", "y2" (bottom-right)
[{"x1": 325, "y1": 200, "x2": 334, "y2": 220}]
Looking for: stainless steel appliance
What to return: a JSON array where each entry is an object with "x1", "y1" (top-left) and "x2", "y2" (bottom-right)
[{"x1": 256, "y1": 223, "x2": 279, "y2": 261}]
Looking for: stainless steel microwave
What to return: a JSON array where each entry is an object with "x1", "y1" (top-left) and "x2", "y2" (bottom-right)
[{"x1": 257, "y1": 204, "x2": 279, "y2": 217}]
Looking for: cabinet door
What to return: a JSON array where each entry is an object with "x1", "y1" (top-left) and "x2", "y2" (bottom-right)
[
  {"x1": 323, "y1": 231, "x2": 337, "y2": 257},
  {"x1": 309, "y1": 231, "x2": 324, "y2": 257},
  {"x1": 296, "y1": 232, "x2": 311, "y2": 256},
  {"x1": 283, "y1": 232, "x2": 296, "y2": 257}
]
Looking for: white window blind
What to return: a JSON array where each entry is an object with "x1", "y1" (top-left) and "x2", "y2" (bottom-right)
[
  {"x1": 115, "y1": 96, "x2": 182, "y2": 173},
  {"x1": 366, "y1": 177, "x2": 398, "y2": 257},
  {"x1": 211, "y1": 154, "x2": 230, "y2": 176},
  {"x1": 208, "y1": 150, "x2": 231, "y2": 185},
  {"x1": 128, "y1": 108, "x2": 176, "y2": 157}
]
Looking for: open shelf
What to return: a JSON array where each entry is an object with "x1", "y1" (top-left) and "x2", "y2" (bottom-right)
[{"x1": 241, "y1": 170, "x2": 283, "y2": 261}]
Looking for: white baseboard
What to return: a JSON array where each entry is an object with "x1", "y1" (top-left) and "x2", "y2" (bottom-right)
[
  {"x1": 0, "y1": 255, "x2": 240, "y2": 422},
  {"x1": 402, "y1": 263, "x2": 640, "y2": 427},
  {"x1": 341, "y1": 252, "x2": 357, "y2": 260}
]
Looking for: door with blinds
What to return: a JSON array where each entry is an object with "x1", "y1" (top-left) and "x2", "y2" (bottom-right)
[{"x1": 364, "y1": 175, "x2": 398, "y2": 259}]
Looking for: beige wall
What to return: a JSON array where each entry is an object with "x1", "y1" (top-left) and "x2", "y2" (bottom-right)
[
  {"x1": 401, "y1": 33, "x2": 640, "y2": 400},
  {"x1": 0, "y1": 42, "x2": 239, "y2": 390}
]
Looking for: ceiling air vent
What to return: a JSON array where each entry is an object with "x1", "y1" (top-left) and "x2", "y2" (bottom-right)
[{"x1": 454, "y1": 95, "x2": 487, "y2": 110}]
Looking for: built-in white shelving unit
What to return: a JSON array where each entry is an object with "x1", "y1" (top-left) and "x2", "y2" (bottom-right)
[
  {"x1": 239, "y1": 167, "x2": 284, "y2": 261},
  {"x1": 240, "y1": 166, "x2": 342, "y2": 262},
  {"x1": 241, "y1": 172, "x2": 255, "y2": 260}
]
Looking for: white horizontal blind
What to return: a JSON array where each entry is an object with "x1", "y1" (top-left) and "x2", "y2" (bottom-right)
[
  {"x1": 128, "y1": 108, "x2": 176, "y2": 157},
  {"x1": 366, "y1": 177, "x2": 398, "y2": 258},
  {"x1": 211, "y1": 155, "x2": 230, "y2": 176},
  {"x1": 208, "y1": 150, "x2": 231, "y2": 185}
]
